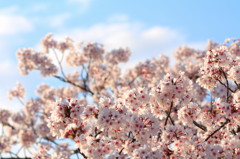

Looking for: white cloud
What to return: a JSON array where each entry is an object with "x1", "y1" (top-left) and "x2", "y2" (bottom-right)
[
  {"x1": 0, "y1": 60, "x2": 23, "y2": 111},
  {"x1": 0, "y1": 4, "x2": 208, "y2": 112},
  {"x1": 67, "y1": 0, "x2": 92, "y2": 12},
  {"x1": 141, "y1": 27, "x2": 180, "y2": 43},
  {"x1": 49, "y1": 13, "x2": 71, "y2": 28},
  {"x1": 30, "y1": 4, "x2": 47, "y2": 12},
  {"x1": 54, "y1": 19, "x2": 207, "y2": 71},
  {"x1": 0, "y1": 7, "x2": 34, "y2": 111},
  {"x1": 56, "y1": 22, "x2": 185, "y2": 62},
  {"x1": 0, "y1": 14, "x2": 33, "y2": 35},
  {"x1": 0, "y1": 6, "x2": 19, "y2": 14},
  {"x1": 0, "y1": 6, "x2": 34, "y2": 35},
  {"x1": 187, "y1": 41, "x2": 206, "y2": 50},
  {"x1": 107, "y1": 14, "x2": 129, "y2": 22},
  {"x1": 0, "y1": 61, "x2": 17, "y2": 76},
  {"x1": 68, "y1": 0, "x2": 92, "y2": 5},
  {"x1": 0, "y1": 90, "x2": 23, "y2": 111}
]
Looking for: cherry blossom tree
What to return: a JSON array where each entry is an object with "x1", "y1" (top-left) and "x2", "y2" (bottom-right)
[{"x1": 0, "y1": 34, "x2": 240, "y2": 159}]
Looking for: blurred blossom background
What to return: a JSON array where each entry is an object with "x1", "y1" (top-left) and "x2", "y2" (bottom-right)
[{"x1": 0, "y1": 0, "x2": 239, "y2": 111}]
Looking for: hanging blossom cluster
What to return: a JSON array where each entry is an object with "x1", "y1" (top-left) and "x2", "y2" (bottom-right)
[
  {"x1": 8, "y1": 82, "x2": 26, "y2": 100},
  {"x1": 17, "y1": 48, "x2": 58, "y2": 77},
  {"x1": 0, "y1": 34, "x2": 240, "y2": 159}
]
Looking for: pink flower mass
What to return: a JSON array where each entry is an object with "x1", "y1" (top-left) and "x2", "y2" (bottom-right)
[{"x1": 0, "y1": 34, "x2": 240, "y2": 159}]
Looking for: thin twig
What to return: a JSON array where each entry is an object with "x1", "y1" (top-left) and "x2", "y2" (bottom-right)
[
  {"x1": 54, "y1": 75, "x2": 94, "y2": 95},
  {"x1": 8, "y1": 151, "x2": 19, "y2": 158},
  {"x1": 53, "y1": 49, "x2": 66, "y2": 78},
  {"x1": 210, "y1": 95, "x2": 213, "y2": 113},
  {"x1": 164, "y1": 101, "x2": 174, "y2": 127},
  {"x1": 216, "y1": 79, "x2": 234, "y2": 93},
  {"x1": 44, "y1": 137, "x2": 58, "y2": 145},
  {"x1": 234, "y1": 81, "x2": 240, "y2": 92},
  {"x1": 76, "y1": 153, "x2": 80, "y2": 159},
  {"x1": 205, "y1": 119, "x2": 230, "y2": 141},
  {"x1": 2, "y1": 122, "x2": 15, "y2": 130},
  {"x1": 73, "y1": 148, "x2": 88, "y2": 159},
  {"x1": 219, "y1": 68, "x2": 231, "y2": 102},
  {"x1": 17, "y1": 97, "x2": 25, "y2": 105},
  {"x1": 16, "y1": 146, "x2": 23, "y2": 156},
  {"x1": 157, "y1": 130, "x2": 162, "y2": 141},
  {"x1": 119, "y1": 148, "x2": 124, "y2": 155},
  {"x1": 169, "y1": 114, "x2": 175, "y2": 125}
]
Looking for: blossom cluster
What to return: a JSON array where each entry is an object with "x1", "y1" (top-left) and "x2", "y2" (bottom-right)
[
  {"x1": 8, "y1": 82, "x2": 25, "y2": 100},
  {"x1": 17, "y1": 48, "x2": 58, "y2": 77},
  {"x1": 0, "y1": 35, "x2": 240, "y2": 159}
]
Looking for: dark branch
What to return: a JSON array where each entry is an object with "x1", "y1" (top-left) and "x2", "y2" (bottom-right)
[
  {"x1": 205, "y1": 119, "x2": 230, "y2": 141},
  {"x1": 219, "y1": 68, "x2": 232, "y2": 102},
  {"x1": 193, "y1": 120, "x2": 207, "y2": 132},
  {"x1": 157, "y1": 130, "x2": 162, "y2": 142},
  {"x1": 73, "y1": 148, "x2": 88, "y2": 159},
  {"x1": 119, "y1": 148, "x2": 124, "y2": 155},
  {"x1": 165, "y1": 101, "x2": 174, "y2": 127},
  {"x1": 216, "y1": 79, "x2": 234, "y2": 93},
  {"x1": 169, "y1": 114, "x2": 175, "y2": 126},
  {"x1": 2, "y1": 122, "x2": 15, "y2": 130},
  {"x1": 234, "y1": 81, "x2": 240, "y2": 92},
  {"x1": 54, "y1": 75, "x2": 94, "y2": 95},
  {"x1": 43, "y1": 137, "x2": 58, "y2": 145}
]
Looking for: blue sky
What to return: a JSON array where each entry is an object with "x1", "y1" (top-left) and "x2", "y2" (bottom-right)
[{"x1": 0, "y1": 0, "x2": 240, "y2": 110}]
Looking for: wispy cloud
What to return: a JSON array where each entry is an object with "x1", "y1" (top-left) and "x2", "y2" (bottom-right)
[
  {"x1": 107, "y1": 14, "x2": 129, "y2": 22},
  {"x1": 68, "y1": 0, "x2": 92, "y2": 5},
  {"x1": 67, "y1": 0, "x2": 92, "y2": 12},
  {"x1": 54, "y1": 17, "x2": 206, "y2": 70},
  {"x1": 49, "y1": 13, "x2": 71, "y2": 28},
  {"x1": 0, "y1": 6, "x2": 34, "y2": 110},
  {"x1": 0, "y1": 14, "x2": 33, "y2": 35},
  {"x1": 0, "y1": 60, "x2": 23, "y2": 111},
  {"x1": 0, "y1": 3, "x2": 206, "y2": 111},
  {"x1": 0, "y1": 6, "x2": 18, "y2": 14},
  {"x1": 56, "y1": 21, "x2": 185, "y2": 61},
  {"x1": 30, "y1": 4, "x2": 47, "y2": 12}
]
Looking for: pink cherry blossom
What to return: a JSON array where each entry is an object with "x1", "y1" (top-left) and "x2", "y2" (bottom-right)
[{"x1": 1, "y1": 34, "x2": 240, "y2": 159}]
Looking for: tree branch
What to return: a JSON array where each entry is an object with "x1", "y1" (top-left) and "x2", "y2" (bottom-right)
[
  {"x1": 119, "y1": 148, "x2": 124, "y2": 155},
  {"x1": 219, "y1": 68, "x2": 232, "y2": 102},
  {"x1": 54, "y1": 75, "x2": 94, "y2": 95},
  {"x1": 193, "y1": 120, "x2": 207, "y2": 132},
  {"x1": 234, "y1": 81, "x2": 240, "y2": 92},
  {"x1": 216, "y1": 79, "x2": 234, "y2": 93},
  {"x1": 73, "y1": 148, "x2": 88, "y2": 159},
  {"x1": 205, "y1": 119, "x2": 230, "y2": 141},
  {"x1": 2, "y1": 122, "x2": 15, "y2": 130},
  {"x1": 165, "y1": 101, "x2": 174, "y2": 127}
]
